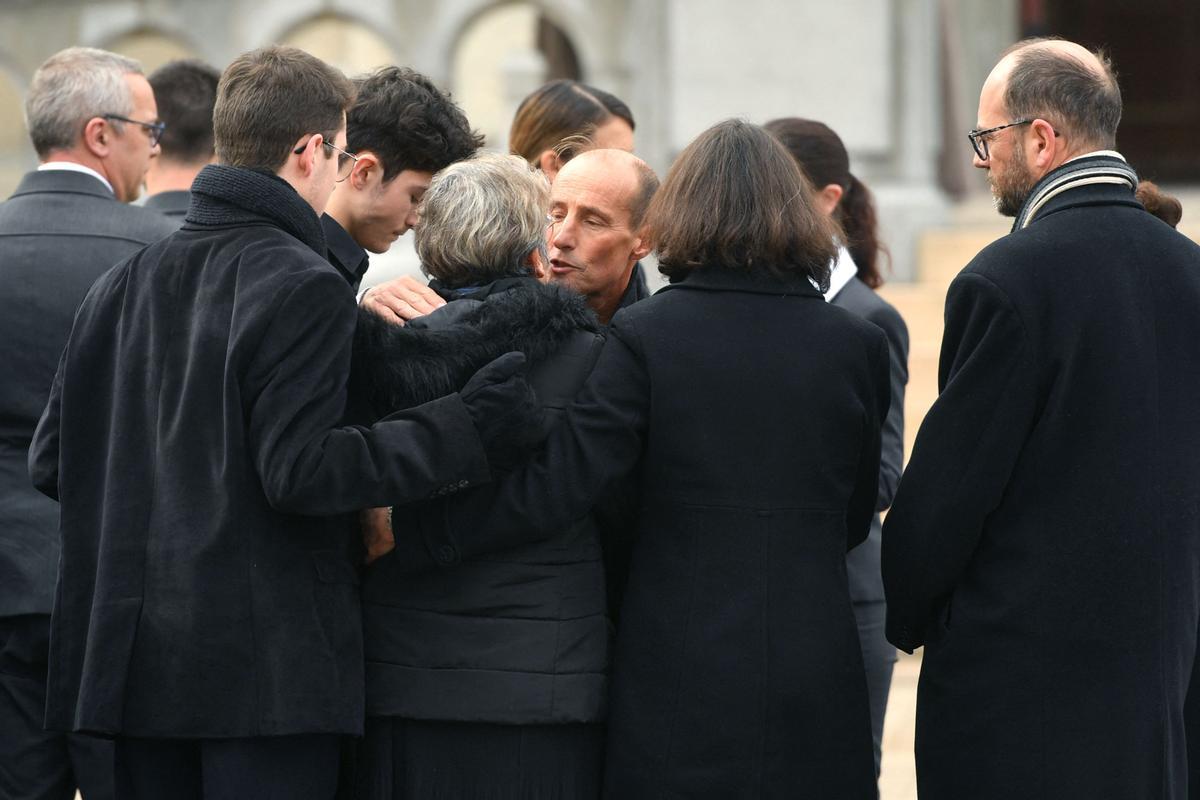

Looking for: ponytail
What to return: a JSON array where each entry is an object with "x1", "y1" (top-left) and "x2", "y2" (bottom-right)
[{"x1": 839, "y1": 174, "x2": 889, "y2": 289}]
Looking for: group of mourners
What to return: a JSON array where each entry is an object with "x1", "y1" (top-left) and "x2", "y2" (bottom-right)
[{"x1": 2, "y1": 30, "x2": 1200, "y2": 800}]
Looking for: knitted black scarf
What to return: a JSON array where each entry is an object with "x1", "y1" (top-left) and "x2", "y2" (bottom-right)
[
  {"x1": 1012, "y1": 153, "x2": 1138, "y2": 232},
  {"x1": 185, "y1": 164, "x2": 327, "y2": 255}
]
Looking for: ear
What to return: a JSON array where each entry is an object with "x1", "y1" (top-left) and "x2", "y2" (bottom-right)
[
  {"x1": 631, "y1": 227, "x2": 652, "y2": 262},
  {"x1": 526, "y1": 247, "x2": 549, "y2": 282},
  {"x1": 82, "y1": 117, "x2": 110, "y2": 158},
  {"x1": 348, "y1": 152, "x2": 380, "y2": 190},
  {"x1": 817, "y1": 183, "x2": 844, "y2": 217},
  {"x1": 292, "y1": 133, "x2": 323, "y2": 176},
  {"x1": 1028, "y1": 118, "x2": 1059, "y2": 171},
  {"x1": 538, "y1": 149, "x2": 562, "y2": 183}
]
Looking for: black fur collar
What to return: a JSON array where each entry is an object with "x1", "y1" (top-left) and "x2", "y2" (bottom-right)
[{"x1": 351, "y1": 278, "x2": 600, "y2": 417}]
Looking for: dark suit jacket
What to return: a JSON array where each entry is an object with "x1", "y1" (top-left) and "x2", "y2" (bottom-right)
[
  {"x1": 883, "y1": 181, "x2": 1200, "y2": 798},
  {"x1": 0, "y1": 169, "x2": 175, "y2": 617},
  {"x1": 396, "y1": 267, "x2": 889, "y2": 797},
  {"x1": 142, "y1": 189, "x2": 190, "y2": 224},
  {"x1": 831, "y1": 277, "x2": 908, "y2": 605}
]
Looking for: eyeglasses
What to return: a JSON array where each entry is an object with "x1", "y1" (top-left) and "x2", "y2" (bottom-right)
[
  {"x1": 292, "y1": 139, "x2": 359, "y2": 182},
  {"x1": 102, "y1": 114, "x2": 166, "y2": 147},
  {"x1": 967, "y1": 118, "x2": 1035, "y2": 161}
]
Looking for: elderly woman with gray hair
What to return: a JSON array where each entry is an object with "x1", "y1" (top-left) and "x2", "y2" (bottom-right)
[{"x1": 350, "y1": 152, "x2": 608, "y2": 799}]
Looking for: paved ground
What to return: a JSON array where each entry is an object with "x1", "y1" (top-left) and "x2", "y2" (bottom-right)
[{"x1": 880, "y1": 651, "x2": 921, "y2": 800}]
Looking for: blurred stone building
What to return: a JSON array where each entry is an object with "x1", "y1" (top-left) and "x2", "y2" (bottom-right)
[{"x1": 0, "y1": 0, "x2": 1195, "y2": 283}]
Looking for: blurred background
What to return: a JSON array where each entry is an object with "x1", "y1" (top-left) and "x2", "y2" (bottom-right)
[{"x1": 3, "y1": 3, "x2": 1194, "y2": 798}]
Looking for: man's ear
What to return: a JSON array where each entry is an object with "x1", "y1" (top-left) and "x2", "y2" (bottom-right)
[
  {"x1": 292, "y1": 133, "x2": 322, "y2": 176},
  {"x1": 82, "y1": 117, "x2": 110, "y2": 158},
  {"x1": 1029, "y1": 118, "x2": 1059, "y2": 171},
  {"x1": 538, "y1": 149, "x2": 562, "y2": 183},
  {"x1": 348, "y1": 152, "x2": 380, "y2": 190},
  {"x1": 631, "y1": 227, "x2": 652, "y2": 262}
]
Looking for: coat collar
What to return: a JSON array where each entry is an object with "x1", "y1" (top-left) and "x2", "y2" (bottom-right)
[
  {"x1": 143, "y1": 190, "x2": 191, "y2": 217},
  {"x1": 10, "y1": 168, "x2": 117, "y2": 201},
  {"x1": 185, "y1": 164, "x2": 327, "y2": 255},
  {"x1": 1012, "y1": 153, "x2": 1139, "y2": 231},
  {"x1": 660, "y1": 266, "x2": 824, "y2": 299}
]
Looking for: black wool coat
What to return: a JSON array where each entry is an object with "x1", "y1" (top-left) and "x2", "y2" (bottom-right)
[
  {"x1": 882, "y1": 180, "x2": 1200, "y2": 799},
  {"x1": 27, "y1": 165, "x2": 492, "y2": 738},
  {"x1": 392, "y1": 267, "x2": 890, "y2": 797},
  {"x1": 354, "y1": 277, "x2": 609, "y2": 724},
  {"x1": 0, "y1": 170, "x2": 175, "y2": 617}
]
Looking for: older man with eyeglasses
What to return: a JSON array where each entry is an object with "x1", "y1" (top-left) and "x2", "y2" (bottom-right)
[
  {"x1": 882, "y1": 37, "x2": 1200, "y2": 799},
  {"x1": 0, "y1": 46, "x2": 176, "y2": 800}
]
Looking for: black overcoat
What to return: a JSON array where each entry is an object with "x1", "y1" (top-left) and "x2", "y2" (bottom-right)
[
  {"x1": 882, "y1": 180, "x2": 1200, "y2": 799},
  {"x1": 27, "y1": 166, "x2": 492, "y2": 738},
  {"x1": 0, "y1": 170, "x2": 175, "y2": 617},
  {"x1": 393, "y1": 267, "x2": 890, "y2": 797}
]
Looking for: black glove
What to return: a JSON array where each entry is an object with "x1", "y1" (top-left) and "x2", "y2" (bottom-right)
[{"x1": 460, "y1": 352, "x2": 546, "y2": 471}]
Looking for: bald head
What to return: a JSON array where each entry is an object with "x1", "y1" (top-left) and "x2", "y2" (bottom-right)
[
  {"x1": 987, "y1": 37, "x2": 1121, "y2": 153},
  {"x1": 559, "y1": 148, "x2": 659, "y2": 227}
]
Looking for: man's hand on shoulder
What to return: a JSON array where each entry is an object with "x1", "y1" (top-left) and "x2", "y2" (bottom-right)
[{"x1": 360, "y1": 275, "x2": 445, "y2": 325}]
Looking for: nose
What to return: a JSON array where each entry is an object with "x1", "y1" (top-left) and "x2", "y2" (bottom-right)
[{"x1": 549, "y1": 217, "x2": 574, "y2": 250}]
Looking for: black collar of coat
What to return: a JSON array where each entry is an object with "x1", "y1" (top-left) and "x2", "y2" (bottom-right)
[
  {"x1": 321, "y1": 213, "x2": 370, "y2": 289},
  {"x1": 1012, "y1": 154, "x2": 1139, "y2": 232},
  {"x1": 659, "y1": 265, "x2": 824, "y2": 299},
  {"x1": 351, "y1": 277, "x2": 599, "y2": 415},
  {"x1": 185, "y1": 164, "x2": 327, "y2": 255}
]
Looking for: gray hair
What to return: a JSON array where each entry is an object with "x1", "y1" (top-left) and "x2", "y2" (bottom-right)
[
  {"x1": 416, "y1": 152, "x2": 551, "y2": 288},
  {"x1": 25, "y1": 47, "x2": 143, "y2": 158},
  {"x1": 1003, "y1": 38, "x2": 1122, "y2": 150}
]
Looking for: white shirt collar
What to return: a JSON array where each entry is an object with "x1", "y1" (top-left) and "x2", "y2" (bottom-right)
[
  {"x1": 823, "y1": 245, "x2": 858, "y2": 302},
  {"x1": 1066, "y1": 150, "x2": 1125, "y2": 164},
  {"x1": 38, "y1": 161, "x2": 114, "y2": 195}
]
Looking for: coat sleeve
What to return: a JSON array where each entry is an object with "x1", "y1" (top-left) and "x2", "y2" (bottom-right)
[
  {"x1": 846, "y1": 331, "x2": 890, "y2": 550},
  {"x1": 389, "y1": 312, "x2": 652, "y2": 573},
  {"x1": 28, "y1": 347, "x2": 66, "y2": 500},
  {"x1": 867, "y1": 302, "x2": 909, "y2": 511},
  {"x1": 881, "y1": 271, "x2": 1039, "y2": 652},
  {"x1": 247, "y1": 269, "x2": 492, "y2": 515}
]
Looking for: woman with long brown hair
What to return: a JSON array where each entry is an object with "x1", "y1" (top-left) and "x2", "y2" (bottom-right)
[
  {"x1": 765, "y1": 116, "x2": 910, "y2": 782},
  {"x1": 386, "y1": 119, "x2": 888, "y2": 796}
]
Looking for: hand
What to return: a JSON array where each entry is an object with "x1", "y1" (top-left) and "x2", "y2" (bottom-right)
[
  {"x1": 460, "y1": 352, "x2": 547, "y2": 471},
  {"x1": 361, "y1": 507, "x2": 395, "y2": 565},
  {"x1": 361, "y1": 275, "x2": 445, "y2": 324}
]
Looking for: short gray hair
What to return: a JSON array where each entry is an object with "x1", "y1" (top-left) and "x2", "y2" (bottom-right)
[
  {"x1": 25, "y1": 47, "x2": 143, "y2": 158},
  {"x1": 416, "y1": 152, "x2": 550, "y2": 288}
]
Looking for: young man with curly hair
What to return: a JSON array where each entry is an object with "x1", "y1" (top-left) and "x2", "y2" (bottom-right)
[{"x1": 322, "y1": 67, "x2": 483, "y2": 294}]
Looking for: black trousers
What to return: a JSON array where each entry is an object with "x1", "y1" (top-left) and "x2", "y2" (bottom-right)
[
  {"x1": 114, "y1": 734, "x2": 341, "y2": 800},
  {"x1": 852, "y1": 600, "x2": 897, "y2": 779},
  {"x1": 0, "y1": 614, "x2": 113, "y2": 800}
]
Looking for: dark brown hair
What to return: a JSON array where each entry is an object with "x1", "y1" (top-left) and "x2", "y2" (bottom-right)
[
  {"x1": 764, "y1": 117, "x2": 889, "y2": 289},
  {"x1": 649, "y1": 119, "x2": 838, "y2": 287},
  {"x1": 149, "y1": 59, "x2": 221, "y2": 165},
  {"x1": 1136, "y1": 180, "x2": 1182, "y2": 229},
  {"x1": 509, "y1": 79, "x2": 634, "y2": 165},
  {"x1": 213, "y1": 46, "x2": 355, "y2": 171},
  {"x1": 1002, "y1": 37, "x2": 1122, "y2": 150}
]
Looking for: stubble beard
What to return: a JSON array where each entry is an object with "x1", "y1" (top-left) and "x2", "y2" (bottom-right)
[{"x1": 989, "y1": 153, "x2": 1037, "y2": 218}]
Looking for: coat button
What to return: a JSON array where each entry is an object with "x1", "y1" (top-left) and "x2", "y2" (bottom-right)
[{"x1": 436, "y1": 544, "x2": 458, "y2": 564}]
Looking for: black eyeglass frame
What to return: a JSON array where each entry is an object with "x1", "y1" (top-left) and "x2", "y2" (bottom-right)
[
  {"x1": 102, "y1": 114, "x2": 167, "y2": 147},
  {"x1": 292, "y1": 138, "x2": 360, "y2": 182}
]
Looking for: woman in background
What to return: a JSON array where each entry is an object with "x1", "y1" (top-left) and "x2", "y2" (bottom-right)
[
  {"x1": 766, "y1": 116, "x2": 910, "y2": 781},
  {"x1": 508, "y1": 79, "x2": 634, "y2": 182}
]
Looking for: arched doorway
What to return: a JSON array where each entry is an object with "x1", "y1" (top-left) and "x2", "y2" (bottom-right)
[
  {"x1": 452, "y1": 3, "x2": 583, "y2": 149},
  {"x1": 1022, "y1": 0, "x2": 1200, "y2": 182},
  {"x1": 105, "y1": 29, "x2": 197, "y2": 73},
  {"x1": 279, "y1": 13, "x2": 397, "y2": 77}
]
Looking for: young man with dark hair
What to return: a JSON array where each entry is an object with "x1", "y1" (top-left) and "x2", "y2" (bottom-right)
[
  {"x1": 28, "y1": 46, "x2": 540, "y2": 798},
  {"x1": 143, "y1": 58, "x2": 221, "y2": 221},
  {"x1": 323, "y1": 66, "x2": 483, "y2": 292}
]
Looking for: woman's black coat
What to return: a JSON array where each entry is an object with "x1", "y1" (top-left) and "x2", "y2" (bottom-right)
[
  {"x1": 352, "y1": 278, "x2": 609, "y2": 724},
  {"x1": 393, "y1": 267, "x2": 891, "y2": 797}
]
